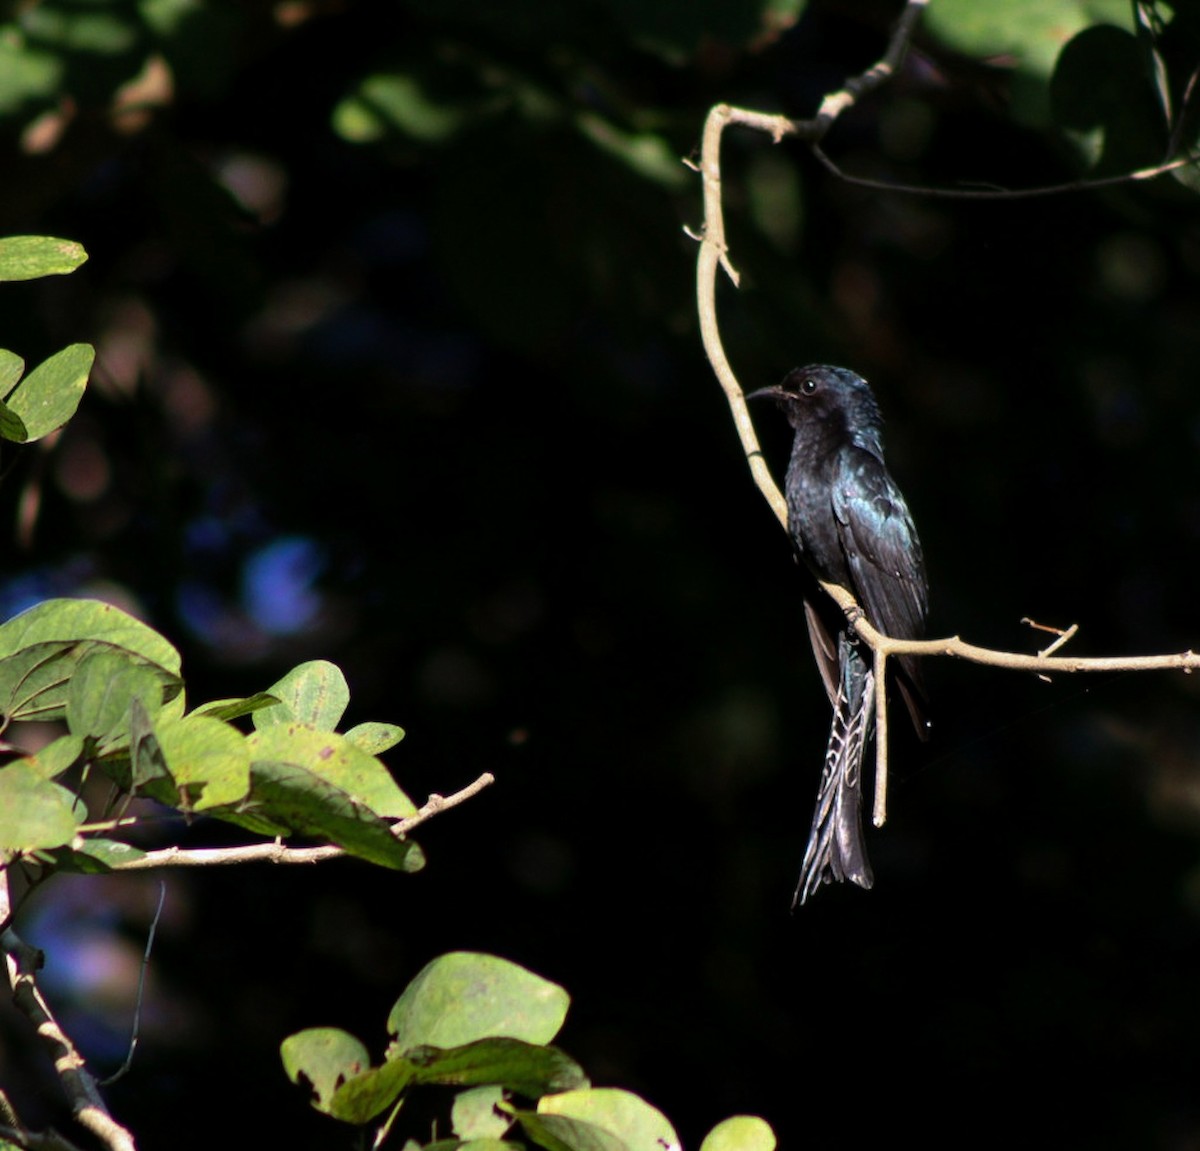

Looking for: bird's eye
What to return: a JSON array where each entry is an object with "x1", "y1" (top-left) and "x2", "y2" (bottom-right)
[{"x1": 800, "y1": 377, "x2": 818, "y2": 395}]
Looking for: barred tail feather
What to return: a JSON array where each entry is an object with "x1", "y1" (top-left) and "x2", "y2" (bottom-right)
[{"x1": 793, "y1": 638, "x2": 875, "y2": 908}]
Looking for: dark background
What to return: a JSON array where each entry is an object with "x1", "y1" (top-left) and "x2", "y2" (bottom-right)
[{"x1": 2, "y1": 0, "x2": 1200, "y2": 1148}]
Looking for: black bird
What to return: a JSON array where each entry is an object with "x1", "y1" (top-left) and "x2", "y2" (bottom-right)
[{"x1": 749, "y1": 365, "x2": 929, "y2": 906}]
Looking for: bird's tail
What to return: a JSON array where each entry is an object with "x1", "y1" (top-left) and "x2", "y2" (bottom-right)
[{"x1": 793, "y1": 636, "x2": 875, "y2": 908}]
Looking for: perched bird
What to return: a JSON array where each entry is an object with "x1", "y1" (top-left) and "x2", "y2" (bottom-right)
[{"x1": 748, "y1": 365, "x2": 929, "y2": 906}]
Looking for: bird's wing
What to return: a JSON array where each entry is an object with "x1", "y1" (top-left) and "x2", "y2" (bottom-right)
[
  {"x1": 832, "y1": 449, "x2": 928, "y2": 642},
  {"x1": 832, "y1": 450, "x2": 931, "y2": 739}
]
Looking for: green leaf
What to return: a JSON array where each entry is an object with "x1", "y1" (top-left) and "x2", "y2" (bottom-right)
[
  {"x1": 1, "y1": 343, "x2": 93, "y2": 442},
  {"x1": 453, "y1": 1085, "x2": 512, "y2": 1141},
  {"x1": 66, "y1": 649, "x2": 164, "y2": 742},
  {"x1": 0, "y1": 398, "x2": 26, "y2": 442},
  {"x1": 0, "y1": 599, "x2": 181, "y2": 675},
  {"x1": 216, "y1": 723, "x2": 419, "y2": 868},
  {"x1": 0, "y1": 349, "x2": 24, "y2": 398},
  {"x1": 0, "y1": 642, "x2": 83, "y2": 722},
  {"x1": 253, "y1": 660, "x2": 349, "y2": 731},
  {"x1": 0, "y1": 762, "x2": 83, "y2": 854},
  {"x1": 0, "y1": 37, "x2": 63, "y2": 118},
  {"x1": 333, "y1": 73, "x2": 468, "y2": 144},
  {"x1": 127, "y1": 696, "x2": 169, "y2": 791},
  {"x1": 248, "y1": 723, "x2": 414, "y2": 819},
  {"x1": 537, "y1": 1090, "x2": 678, "y2": 1151},
  {"x1": 0, "y1": 236, "x2": 88, "y2": 281},
  {"x1": 324, "y1": 1040, "x2": 585, "y2": 1126},
  {"x1": 281, "y1": 1027, "x2": 371, "y2": 1112},
  {"x1": 516, "y1": 1110, "x2": 629, "y2": 1151},
  {"x1": 409, "y1": 1038, "x2": 587, "y2": 1099},
  {"x1": 388, "y1": 952, "x2": 570, "y2": 1051},
  {"x1": 343, "y1": 721, "x2": 405, "y2": 755},
  {"x1": 574, "y1": 112, "x2": 689, "y2": 191},
  {"x1": 1049, "y1": 24, "x2": 1165, "y2": 173},
  {"x1": 700, "y1": 1116, "x2": 777, "y2": 1151},
  {"x1": 924, "y1": 0, "x2": 1133, "y2": 125},
  {"x1": 328, "y1": 1058, "x2": 416, "y2": 1123},
  {"x1": 190, "y1": 692, "x2": 279, "y2": 721},
  {"x1": 20, "y1": 732, "x2": 84, "y2": 778},
  {"x1": 82, "y1": 838, "x2": 146, "y2": 866},
  {"x1": 0, "y1": 600, "x2": 182, "y2": 724},
  {"x1": 155, "y1": 713, "x2": 251, "y2": 810},
  {"x1": 41, "y1": 836, "x2": 147, "y2": 874}
]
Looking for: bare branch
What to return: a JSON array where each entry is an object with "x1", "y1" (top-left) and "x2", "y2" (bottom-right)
[
  {"x1": 0, "y1": 870, "x2": 138, "y2": 1151},
  {"x1": 110, "y1": 771, "x2": 495, "y2": 871},
  {"x1": 811, "y1": 142, "x2": 1199, "y2": 200}
]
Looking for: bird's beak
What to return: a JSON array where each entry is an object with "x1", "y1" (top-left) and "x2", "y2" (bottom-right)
[{"x1": 745, "y1": 386, "x2": 784, "y2": 403}]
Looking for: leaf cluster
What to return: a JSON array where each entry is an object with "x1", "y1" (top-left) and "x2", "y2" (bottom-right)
[
  {"x1": 282, "y1": 951, "x2": 775, "y2": 1151},
  {"x1": 0, "y1": 597, "x2": 420, "y2": 874}
]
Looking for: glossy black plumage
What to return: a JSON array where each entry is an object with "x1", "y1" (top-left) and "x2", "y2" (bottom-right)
[{"x1": 749, "y1": 365, "x2": 929, "y2": 905}]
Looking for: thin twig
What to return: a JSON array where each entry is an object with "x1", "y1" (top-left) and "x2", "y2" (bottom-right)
[
  {"x1": 98, "y1": 881, "x2": 165, "y2": 1086},
  {"x1": 811, "y1": 142, "x2": 1198, "y2": 200},
  {"x1": 110, "y1": 772, "x2": 495, "y2": 871},
  {"x1": 872, "y1": 649, "x2": 889, "y2": 827}
]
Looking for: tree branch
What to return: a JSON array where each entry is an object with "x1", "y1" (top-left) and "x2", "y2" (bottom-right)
[
  {"x1": 691, "y1": 0, "x2": 1200, "y2": 828},
  {"x1": 0, "y1": 871, "x2": 138, "y2": 1151},
  {"x1": 111, "y1": 771, "x2": 495, "y2": 871}
]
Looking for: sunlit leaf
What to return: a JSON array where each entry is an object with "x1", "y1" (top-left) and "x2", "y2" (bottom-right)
[
  {"x1": 453, "y1": 1085, "x2": 511, "y2": 1141},
  {"x1": 281, "y1": 1027, "x2": 371, "y2": 1112},
  {"x1": 2, "y1": 343, "x2": 93, "y2": 442},
  {"x1": 0, "y1": 399, "x2": 26, "y2": 442},
  {"x1": 253, "y1": 660, "x2": 349, "y2": 731},
  {"x1": 66, "y1": 648, "x2": 164, "y2": 742},
  {"x1": 0, "y1": 235, "x2": 88, "y2": 281},
  {"x1": 20, "y1": 732, "x2": 83, "y2": 778},
  {"x1": 343, "y1": 721, "x2": 405, "y2": 754},
  {"x1": 0, "y1": 349, "x2": 24, "y2": 398},
  {"x1": 0, "y1": 642, "x2": 79, "y2": 721},
  {"x1": 0, "y1": 599, "x2": 181, "y2": 674},
  {"x1": 0, "y1": 601, "x2": 182, "y2": 723},
  {"x1": 699, "y1": 1116, "x2": 777, "y2": 1151},
  {"x1": 0, "y1": 762, "x2": 82, "y2": 854},
  {"x1": 538, "y1": 1089, "x2": 678, "y2": 1151},
  {"x1": 42, "y1": 836, "x2": 147, "y2": 873},
  {"x1": 212, "y1": 724, "x2": 420, "y2": 868},
  {"x1": 155, "y1": 713, "x2": 251, "y2": 810},
  {"x1": 388, "y1": 952, "x2": 570, "y2": 1051}
]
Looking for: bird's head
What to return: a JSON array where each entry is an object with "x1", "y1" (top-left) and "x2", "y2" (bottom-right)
[{"x1": 747, "y1": 364, "x2": 882, "y2": 444}]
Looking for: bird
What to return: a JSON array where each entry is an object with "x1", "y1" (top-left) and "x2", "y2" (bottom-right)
[{"x1": 748, "y1": 365, "x2": 929, "y2": 906}]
